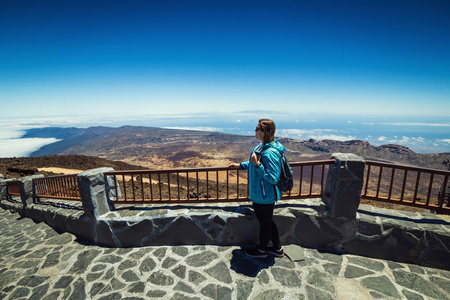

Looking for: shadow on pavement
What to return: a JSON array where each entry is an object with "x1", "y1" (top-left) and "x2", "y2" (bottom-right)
[{"x1": 230, "y1": 247, "x2": 275, "y2": 277}]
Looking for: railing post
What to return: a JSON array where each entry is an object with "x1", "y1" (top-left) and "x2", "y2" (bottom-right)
[
  {"x1": 0, "y1": 174, "x2": 6, "y2": 200},
  {"x1": 17, "y1": 174, "x2": 44, "y2": 207},
  {"x1": 323, "y1": 153, "x2": 365, "y2": 219},
  {"x1": 320, "y1": 153, "x2": 365, "y2": 248},
  {"x1": 77, "y1": 167, "x2": 116, "y2": 219}
]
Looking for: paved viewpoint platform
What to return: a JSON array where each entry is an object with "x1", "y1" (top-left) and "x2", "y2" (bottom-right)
[{"x1": 1, "y1": 209, "x2": 450, "y2": 300}]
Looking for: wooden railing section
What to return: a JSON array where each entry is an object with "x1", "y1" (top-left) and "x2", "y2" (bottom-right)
[
  {"x1": 362, "y1": 160, "x2": 450, "y2": 213},
  {"x1": 33, "y1": 174, "x2": 81, "y2": 201},
  {"x1": 7, "y1": 181, "x2": 20, "y2": 196},
  {"x1": 103, "y1": 160, "x2": 335, "y2": 204}
]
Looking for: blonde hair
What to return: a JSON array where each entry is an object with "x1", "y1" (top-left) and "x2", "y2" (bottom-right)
[{"x1": 259, "y1": 119, "x2": 276, "y2": 143}]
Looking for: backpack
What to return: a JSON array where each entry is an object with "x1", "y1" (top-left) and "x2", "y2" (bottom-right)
[
  {"x1": 277, "y1": 154, "x2": 294, "y2": 193},
  {"x1": 262, "y1": 147, "x2": 294, "y2": 193}
]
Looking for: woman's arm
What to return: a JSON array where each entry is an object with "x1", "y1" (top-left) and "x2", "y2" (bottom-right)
[{"x1": 240, "y1": 161, "x2": 250, "y2": 170}]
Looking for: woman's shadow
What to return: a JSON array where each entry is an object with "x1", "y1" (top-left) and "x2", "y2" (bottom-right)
[{"x1": 230, "y1": 247, "x2": 275, "y2": 277}]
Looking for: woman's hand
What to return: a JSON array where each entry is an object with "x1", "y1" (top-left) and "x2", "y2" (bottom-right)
[
  {"x1": 229, "y1": 163, "x2": 241, "y2": 169},
  {"x1": 251, "y1": 152, "x2": 261, "y2": 167}
]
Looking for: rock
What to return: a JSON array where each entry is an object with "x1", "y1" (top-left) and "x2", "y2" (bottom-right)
[
  {"x1": 18, "y1": 174, "x2": 44, "y2": 206},
  {"x1": 77, "y1": 167, "x2": 115, "y2": 219}
]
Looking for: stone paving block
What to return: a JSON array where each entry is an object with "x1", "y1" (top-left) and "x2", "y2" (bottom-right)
[
  {"x1": 322, "y1": 263, "x2": 341, "y2": 276},
  {"x1": 347, "y1": 255, "x2": 385, "y2": 271},
  {"x1": 284, "y1": 244, "x2": 305, "y2": 261},
  {"x1": 402, "y1": 289, "x2": 426, "y2": 300},
  {"x1": 344, "y1": 265, "x2": 375, "y2": 278},
  {"x1": 271, "y1": 267, "x2": 302, "y2": 287},
  {"x1": 307, "y1": 268, "x2": 335, "y2": 293},
  {"x1": 200, "y1": 284, "x2": 233, "y2": 300},
  {"x1": 392, "y1": 270, "x2": 450, "y2": 300},
  {"x1": 361, "y1": 275, "x2": 402, "y2": 299},
  {"x1": 305, "y1": 285, "x2": 333, "y2": 300},
  {"x1": 171, "y1": 265, "x2": 186, "y2": 279},
  {"x1": 148, "y1": 271, "x2": 175, "y2": 286}
]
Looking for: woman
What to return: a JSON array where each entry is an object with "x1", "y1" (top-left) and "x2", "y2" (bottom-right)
[{"x1": 234, "y1": 119, "x2": 285, "y2": 258}]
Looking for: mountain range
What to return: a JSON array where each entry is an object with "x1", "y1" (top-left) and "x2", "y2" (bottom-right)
[{"x1": 22, "y1": 126, "x2": 449, "y2": 171}]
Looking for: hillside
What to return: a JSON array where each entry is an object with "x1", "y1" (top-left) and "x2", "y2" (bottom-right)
[
  {"x1": 23, "y1": 126, "x2": 449, "y2": 171},
  {"x1": 0, "y1": 155, "x2": 145, "y2": 178}
]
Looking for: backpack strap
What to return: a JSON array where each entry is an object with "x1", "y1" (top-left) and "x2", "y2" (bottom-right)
[{"x1": 261, "y1": 146, "x2": 282, "y2": 199}]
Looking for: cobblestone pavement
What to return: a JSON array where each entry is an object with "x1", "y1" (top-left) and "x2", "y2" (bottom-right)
[{"x1": 1, "y1": 209, "x2": 450, "y2": 300}]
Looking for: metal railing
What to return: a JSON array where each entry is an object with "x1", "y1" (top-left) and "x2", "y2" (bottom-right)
[
  {"x1": 103, "y1": 160, "x2": 335, "y2": 204},
  {"x1": 362, "y1": 160, "x2": 450, "y2": 213},
  {"x1": 33, "y1": 174, "x2": 81, "y2": 201}
]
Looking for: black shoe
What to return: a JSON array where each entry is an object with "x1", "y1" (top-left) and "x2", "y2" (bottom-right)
[
  {"x1": 245, "y1": 248, "x2": 268, "y2": 258},
  {"x1": 267, "y1": 247, "x2": 284, "y2": 257}
]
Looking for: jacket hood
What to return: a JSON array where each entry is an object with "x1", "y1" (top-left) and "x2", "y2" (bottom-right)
[{"x1": 260, "y1": 139, "x2": 285, "y2": 155}]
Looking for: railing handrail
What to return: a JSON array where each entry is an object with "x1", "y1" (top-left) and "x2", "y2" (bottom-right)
[
  {"x1": 33, "y1": 173, "x2": 79, "y2": 180},
  {"x1": 365, "y1": 160, "x2": 450, "y2": 176}
]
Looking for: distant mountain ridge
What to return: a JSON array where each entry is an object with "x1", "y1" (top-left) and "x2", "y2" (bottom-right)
[{"x1": 25, "y1": 126, "x2": 449, "y2": 170}]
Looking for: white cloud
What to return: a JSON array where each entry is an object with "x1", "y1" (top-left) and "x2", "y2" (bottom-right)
[
  {"x1": 375, "y1": 135, "x2": 429, "y2": 147},
  {"x1": 0, "y1": 138, "x2": 61, "y2": 158},
  {"x1": 437, "y1": 139, "x2": 450, "y2": 144},
  {"x1": 163, "y1": 126, "x2": 223, "y2": 132},
  {"x1": 313, "y1": 134, "x2": 357, "y2": 141},
  {"x1": 0, "y1": 128, "x2": 24, "y2": 139},
  {"x1": 397, "y1": 136, "x2": 426, "y2": 144},
  {"x1": 381, "y1": 122, "x2": 450, "y2": 127},
  {"x1": 277, "y1": 129, "x2": 356, "y2": 142}
]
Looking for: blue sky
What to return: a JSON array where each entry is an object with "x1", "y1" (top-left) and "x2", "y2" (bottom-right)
[{"x1": 1, "y1": 0, "x2": 449, "y2": 119}]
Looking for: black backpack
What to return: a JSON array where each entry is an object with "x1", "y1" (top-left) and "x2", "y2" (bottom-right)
[
  {"x1": 262, "y1": 148, "x2": 294, "y2": 193},
  {"x1": 277, "y1": 154, "x2": 294, "y2": 193}
]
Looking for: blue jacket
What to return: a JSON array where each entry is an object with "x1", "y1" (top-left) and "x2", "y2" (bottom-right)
[{"x1": 240, "y1": 140, "x2": 285, "y2": 204}]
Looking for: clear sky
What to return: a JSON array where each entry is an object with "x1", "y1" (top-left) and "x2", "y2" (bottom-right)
[{"x1": 1, "y1": 0, "x2": 449, "y2": 118}]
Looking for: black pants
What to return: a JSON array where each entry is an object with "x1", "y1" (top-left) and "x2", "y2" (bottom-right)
[{"x1": 253, "y1": 202, "x2": 281, "y2": 251}]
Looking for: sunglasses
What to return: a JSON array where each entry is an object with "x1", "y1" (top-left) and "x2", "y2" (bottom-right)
[{"x1": 255, "y1": 127, "x2": 263, "y2": 131}]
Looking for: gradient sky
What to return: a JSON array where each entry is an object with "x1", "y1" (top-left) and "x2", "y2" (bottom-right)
[{"x1": 1, "y1": 0, "x2": 449, "y2": 118}]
